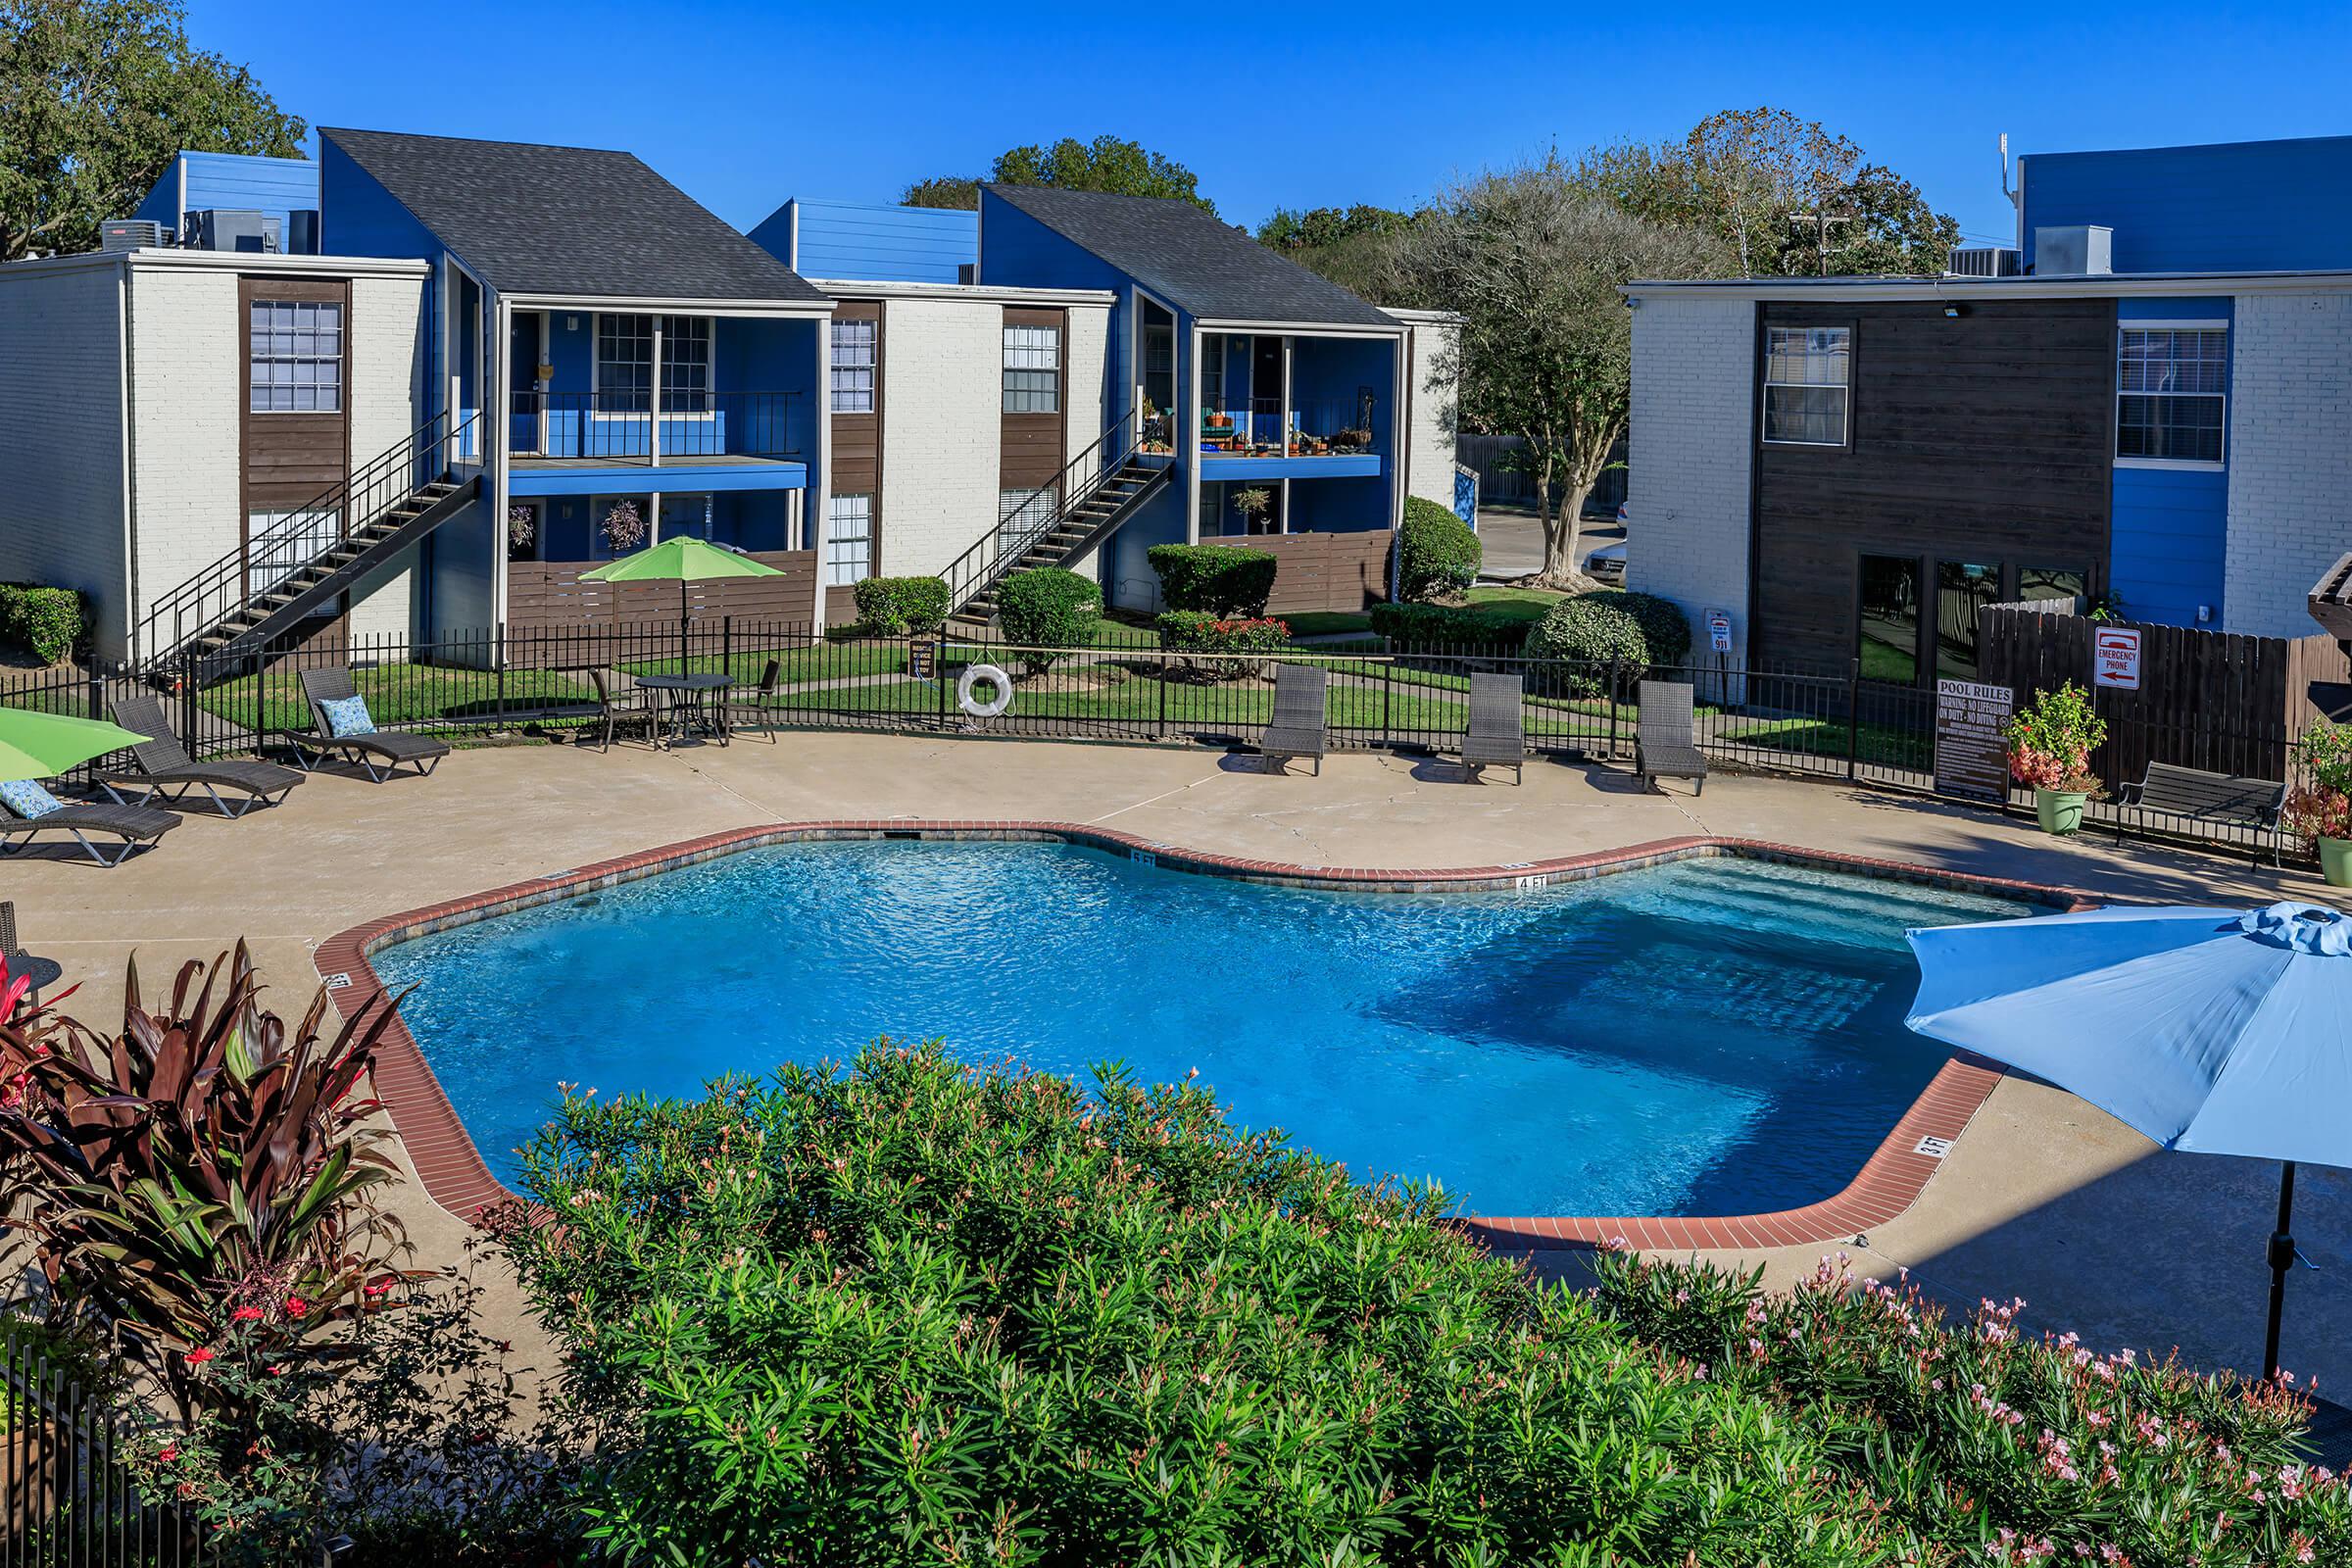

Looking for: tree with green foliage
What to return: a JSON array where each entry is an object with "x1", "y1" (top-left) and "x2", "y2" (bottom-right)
[
  {"x1": 0, "y1": 0, "x2": 305, "y2": 261},
  {"x1": 1390, "y1": 159, "x2": 1729, "y2": 585},
  {"x1": 1253, "y1": 202, "x2": 1422, "y2": 293},
  {"x1": 902, "y1": 134, "x2": 1212, "y2": 213}
]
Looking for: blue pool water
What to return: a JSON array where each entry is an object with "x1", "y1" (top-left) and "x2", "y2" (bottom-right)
[{"x1": 376, "y1": 842, "x2": 2033, "y2": 1217}]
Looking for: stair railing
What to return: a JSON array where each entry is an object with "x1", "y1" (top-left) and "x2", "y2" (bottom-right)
[
  {"x1": 136, "y1": 410, "x2": 480, "y2": 669},
  {"x1": 942, "y1": 407, "x2": 1148, "y2": 614}
]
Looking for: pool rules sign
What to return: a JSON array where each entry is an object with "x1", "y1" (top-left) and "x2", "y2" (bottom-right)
[{"x1": 1935, "y1": 679, "x2": 2013, "y2": 805}]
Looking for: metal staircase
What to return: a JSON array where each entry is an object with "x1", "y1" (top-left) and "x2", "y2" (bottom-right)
[
  {"x1": 943, "y1": 410, "x2": 1169, "y2": 628},
  {"x1": 138, "y1": 412, "x2": 480, "y2": 681}
]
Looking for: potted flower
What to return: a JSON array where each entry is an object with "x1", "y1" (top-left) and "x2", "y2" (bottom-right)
[
  {"x1": 2287, "y1": 719, "x2": 2352, "y2": 886},
  {"x1": 2003, "y1": 682, "x2": 2107, "y2": 834},
  {"x1": 1230, "y1": 486, "x2": 1272, "y2": 534}
]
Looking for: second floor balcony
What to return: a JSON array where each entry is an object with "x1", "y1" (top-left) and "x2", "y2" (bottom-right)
[{"x1": 508, "y1": 389, "x2": 808, "y2": 473}]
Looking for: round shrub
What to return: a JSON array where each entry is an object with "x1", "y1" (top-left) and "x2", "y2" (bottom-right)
[
  {"x1": 1521, "y1": 595, "x2": 1649, "y2": 696},
  {"x1": 1396, "y1": 496, "x2": 1481, "y2": 602},
  {"x1": 1587, "y1": 588, "x2": 1692, "y2": 669},
  {"x1": 850, "y1": 574, "x2": 951, "y2": 636},
  {"x1": 0, "y1": 584, "x2": 89, "y2": 666},
  {"x1": 993, "y1": 566, "x2": 1101, "y2": 674},
  {"x1": 1145, "y1": 543, "x2": 1278, "y2": 617}
]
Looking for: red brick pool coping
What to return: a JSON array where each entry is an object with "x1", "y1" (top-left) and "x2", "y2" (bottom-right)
[{"x1": 316, "y1": 823, "x2": 2097, "y2": 1252}]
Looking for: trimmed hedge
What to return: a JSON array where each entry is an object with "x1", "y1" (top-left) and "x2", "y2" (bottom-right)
[
  {"x1": 1586, "y1": 588, "x2": 1692, "y2": 668},
  {"x1": 1396, "y1": 496, "x2": 1480, "y2": 601},
  {"x1": 1145, "y1": 543, "x2": 1277, "y2": 617},
  {"x1": 1520, "y1": 595, "x2": 1649, "y2": 696},
  {"x1": 0, "y1": 584, "x2": 88, "y2": 665},
  {"x1": 994, "y1": 566, "x2": 1101, "y2": 674},
  {"x1": 851, "y1": 574, "x2": 951, "y2": 636},
  {"x1": 1368, "y1": 600, "x2": 1528, "y2": 652}
]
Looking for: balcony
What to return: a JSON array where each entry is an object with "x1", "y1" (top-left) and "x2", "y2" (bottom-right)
[
  {"x1": 508, "y1": 390, "x2": 809, "y2": 496},
  {"x1": 1195, "y1": 395, "x2": 1383, "y2": 477}
]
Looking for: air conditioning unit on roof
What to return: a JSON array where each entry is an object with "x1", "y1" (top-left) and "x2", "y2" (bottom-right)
[{"x1": 1945, "y1": 245, "x2": 2023, "y2": 278}]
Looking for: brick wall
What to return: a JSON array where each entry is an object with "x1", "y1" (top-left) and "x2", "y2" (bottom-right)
[
  {"x1": 1626, "y1": 293, "x2": 1754, "y2": 662},
  {"x1": 2225, "y1": 290, "x2": 2352, "y2": 639},
  {"x1": 877, "y1": 297, "x2": 1002, "y2": 576},
  {"x1": 126, "y1": 267, "x2": 244, "y2": 656},
  {"x1": 345, "y1": 272, "x2": 429, "y2": 638},
  {"x1": 0, "y1": 261, "x2": 129, "y2": 660},
  {"x1": 1056, "y1": 302, "x2": 1114, "y2": 580},
  {"x1": 1399, "y1": 318, "x2": 1459, "y2": 511}
]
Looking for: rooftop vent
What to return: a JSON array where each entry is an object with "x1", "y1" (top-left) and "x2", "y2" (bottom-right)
[
  {"x1": 99, "y1": 219, "x2": 165, "y2": 253},
  {"x1": 2033, "y1": 224, "x2": 2113, "y2": 276},
  {"x1": 1946, "y1": 245, "x2": 2023, "y2": 278}
]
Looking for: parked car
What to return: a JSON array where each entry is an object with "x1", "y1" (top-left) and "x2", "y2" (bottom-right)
[{"x1": 1585, "y1": 503, "x2": 1628, "y2": 583}]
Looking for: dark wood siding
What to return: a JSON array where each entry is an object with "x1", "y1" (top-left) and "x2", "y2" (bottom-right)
[
  {"x1": 1751, "y1": 298, "x2": 2116, "y2": 673},
  {"x1": 829, "y1": 301, "x2": 883, "y2": 568},
  {"x1": 1000, "y1": 305, "x2": 1067, "y2": 491},
  {"x1": 239, "y1": 275, "x2": 351, "y2": 512}
]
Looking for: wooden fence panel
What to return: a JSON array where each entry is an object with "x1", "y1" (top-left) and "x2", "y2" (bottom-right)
[
  {"x1": 1234, "y1": 530, "x2": 1393, "y2": 615},
  {"x1": 508, "y1": 550, "x2": 818, "y2": 636}
]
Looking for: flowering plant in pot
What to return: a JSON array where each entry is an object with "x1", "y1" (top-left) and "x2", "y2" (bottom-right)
[
  {"x1": 2003, "y1": 682, "x2": 2106, "y2": 834},
  {"x1": 2287, "y1": 720, "x2": 2352, "y2": 886}
]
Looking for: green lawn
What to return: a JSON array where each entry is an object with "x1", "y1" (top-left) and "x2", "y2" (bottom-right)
[
  {"x1": 1721, "y1": 715, "x2": 1934, "y2": 771},
  {"x1": 196, "y1": 664, "x2": 599, "y2": 735},
  {"x1": 1461, "y1": 585, "x2": 1567, "y2": 625},
  {"x1": 764, "y1": 670, "x2": 1469, "y2": 734}
]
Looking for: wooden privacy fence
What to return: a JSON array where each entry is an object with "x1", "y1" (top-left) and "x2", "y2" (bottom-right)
[
  {"x1": 506, "y1": 550, "x2": 818, "y2": 634},
  {"x1": 1979, "y1": 604, "x2": 2352, "y2": 785},
  {"x1": 1235, "y1": 530, "x2": 1394, "y2": 615}
]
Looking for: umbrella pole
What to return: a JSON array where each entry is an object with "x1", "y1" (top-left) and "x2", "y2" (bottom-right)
[{"x1": 2264, "y1": 1160, "x2": 2297, "y2": 1383}]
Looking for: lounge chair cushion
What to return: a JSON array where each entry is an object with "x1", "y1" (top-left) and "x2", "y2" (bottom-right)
[
  {"x1": 0, "y1": 778, "x2": 64, "y2": 819},
  {"x1": 319, "y1": 695, "x2": 376, "y2": 737}
]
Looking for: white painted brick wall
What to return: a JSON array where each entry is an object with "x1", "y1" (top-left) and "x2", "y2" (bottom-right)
[
  {"x1": 2225, "y1": 290, "x2": 2352, "y2": 639},
  {"x1": 0, "y1": 263, "x2": 130, "y2": 659},
  {"x1": 1627, "y1": 294, "x2": 1754, "y2": 661},
  {"x1": 1402, "y1": 320, "x2": 1460, "y2": 510},
  {"x1": 344, "y1": 273, "x2": 428, "y2": 637},
  {"x1": 1054, "y1": 302, "x2": 1113, "y2": 580},
  {"x1": 878, "y1": 298, "x2": 1003, "y2": 575},
  {"x1": 127, "y1": 268, "x2": 242, "y2": 650}
]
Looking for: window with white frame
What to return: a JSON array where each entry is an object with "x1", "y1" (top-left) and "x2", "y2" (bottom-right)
[
  {"x1": 2117, "y1": 326, "x2": 2227, "y2": 465},
  {"x1": 831, "y1": 319, "x2": 876, "y2": 413},
  {"x1": 1200, "y1": 333, "x2": 1226, "y2": 416},
  {"x1": 1003, "y1": 324, "x2": 1060, "y2": 414},
  {"x1": 997, "y1": 486, "x2": 1056, "y2": 554},
  {"x1": 826, "y1": 494, "x2": 873, "y2": 584},
  {"x1": 662, "y1": 316, "x2": 710, "y2": 414},
  {"x1": 1761, "y1": 326, "x2": 1851, "y2": 446},
  {"x1": 596, "y1": 315, "x2": 653, "y2": 412},
  {"x1": 247, "y1": 507, "x2": 342, "y2": 592},
  {"x1": 248, "y1": 301, "x2": 343, "y2": 412}
]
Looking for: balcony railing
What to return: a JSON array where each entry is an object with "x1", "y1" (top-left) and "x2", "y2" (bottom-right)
[
  {"x1": 1197, "y1": 393, "x2": 1379, "y2": 459},
  {"x1": 509, "y1": 389, "x2": 805, "y2": 465}
]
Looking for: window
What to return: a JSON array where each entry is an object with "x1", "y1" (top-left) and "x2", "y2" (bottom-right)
[
  {"x1": 1762, "y1": 326, "x2": 1850, "y2": 446},
  {"x1": 664, "y1": 494, "x2": 714, "y2": 541},
  {"x1": 2117, "y1": 326, "x2": 2226, "y2": 465},
  {"x1": 830, "y1": 319, "x2": 876, "y2": 413},
  {"x1": 248, "y1": 507, "x2": 342, "y2": 594},
  {"x1": 1857, "y1": 555, "x2": 1920, "y2": 685},
  {"x1": 998, "y1": 486, "x2": 1056, "y2": 554},
  {"x1": 248, "y1": 301, "x2": 342, "y2": 412},
  {"x1": 595, "y1": 316, "x2": 710, "y2": 413},
  {"x1": 1004, "y1": 324, "x2": 1060, "y2": 414},
  {"x1": 662, "y1": 317, "x2": 711, "y2": 415},
  {"x1": 826, "y1": 494, "x2": 873, "y2": 584},
  {"x1": 1935, "y1": 561, "x2": 2000, "y2": 680},
  {"x1": 2019, "y1": 565, "x2": 2088, "y2": 610},
  {"x1": 1200, "y1": 332, "x2": 1225, "y2": 415}
]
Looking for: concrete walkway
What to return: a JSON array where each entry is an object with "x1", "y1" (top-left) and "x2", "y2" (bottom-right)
[{"x1": 6, "y1": 731, "x2": 2344, "y2": 1392}]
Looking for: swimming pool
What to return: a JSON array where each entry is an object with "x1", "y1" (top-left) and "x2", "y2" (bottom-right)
[{"x1": 372, "y1": 840, "x2": 2034, "y2": 1218}]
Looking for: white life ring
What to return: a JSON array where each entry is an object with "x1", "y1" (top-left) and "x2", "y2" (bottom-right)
[{"x1": 956, "y1": 663, "x2": 1014, "y2": 718}]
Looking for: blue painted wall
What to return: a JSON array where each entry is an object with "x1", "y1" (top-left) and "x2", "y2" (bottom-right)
[
  {"x1": 318, "y1": 141, "x2": 443, "y2": 264},
  {"x1": 2020, "y1": 136, "x2": 2352, "y2": 273},
  {"x1": 750, "y1": 198, "x2": 977, "y2": 284},
  {"x1": 1287, "y1": 475, "x2": 1389, "y2": 531},
  {"x1": 1106, "y1": 482, "x2": 1185, "y2": 611},
  {"x1": 134, "y1": 151, "x2": 319, "y2": 245},
  {"x1": 2105, "y1": 296, "x2": 2231, "y2": 627}
]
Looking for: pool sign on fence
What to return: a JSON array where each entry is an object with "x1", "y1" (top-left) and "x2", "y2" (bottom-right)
[
  {"x1": 1934, "y1": 678, "x2": 2014, "y2": 805},
  {"x1": 1705, "y1": 609, "x2": 1733, "y2": 653},
  {"x1": 2093, "y1": 625, "x2": 2142, "y2": 690}
]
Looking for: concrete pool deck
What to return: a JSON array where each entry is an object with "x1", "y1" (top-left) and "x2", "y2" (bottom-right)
[{"x1": 6, "y1": 730, "x2": 2346, "y2": 1395}]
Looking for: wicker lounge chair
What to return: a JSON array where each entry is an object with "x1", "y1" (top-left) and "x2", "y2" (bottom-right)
[
  {"x1": 1, "y1": 902, "x2": 64, "y2": 1004},
  {"x1": 96, "y1": 694, "x2": 304, "y2": 816},
  {"x1": 1254, "y1": 663, "x2": 1328, "y2": 776},
  {"x1": 1458, "y1": 672, "x2": 1527, "y2": 784},
  {"x1": 1635, "y1": 680, "x2": 1707, "y2": 796},
  {"x1": 294, "y1": 667, "x2": 450, "y2": 782},
  {"x1": 720, "y1": 659, "x2": 785, "y2": 742},
  {"x1": 0, "y1": 789, "x2": 178, "y2": 866},
  {"x1": 591, "y1": 669, "x2": 669, "y2": 752}
]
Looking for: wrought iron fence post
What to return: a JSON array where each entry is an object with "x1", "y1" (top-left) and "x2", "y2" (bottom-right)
[
  {"x1": 494, "y1": 621, "x2": 509, "y2": 732},
  {"x1": 723, "y1": 615, "x2": 734, "y2": 678},
  {"x1": 1846, "y1": 658, "x2": 1862, "y2": 782},
  {"x1": 1606, "y1": 658, "x2": 1622, "y2": 760},
  {"x1": 181, "y1": 650, "x2": 200, "y2": 760},
  {"x1": 1158, "y1": 654, "x2": 1169, "y2": 739},
  {"x1": 1382, "y1": 658, "x2": 1394, "y2": 746}
]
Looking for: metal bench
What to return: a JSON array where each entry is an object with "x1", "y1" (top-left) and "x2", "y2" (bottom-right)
[{"x1": 2113, "y1": 761, "x2": 2285, "y2": 866}]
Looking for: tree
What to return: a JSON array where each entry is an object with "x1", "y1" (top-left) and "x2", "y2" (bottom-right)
[
  {"x1": 1391, "y1": 159, "x2": 1728, "y2": 585},
  {"x1": 1256, "y1": 203, "x2": 1421, "y2": 294},
  {"x1": 901, "y1": 134, "x2": 1213, "y2": 214},
  {"x1": 0, "y1": 0, "x2": 305, "y2": 261}
]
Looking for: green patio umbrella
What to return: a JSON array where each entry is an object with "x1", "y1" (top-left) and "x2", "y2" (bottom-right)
[
  {"x1": 581, "y1": 536, "x2": 786, "y2": 666},
  {"x1": 0, "y1": 706, "x2": 157, "y2": 783}
]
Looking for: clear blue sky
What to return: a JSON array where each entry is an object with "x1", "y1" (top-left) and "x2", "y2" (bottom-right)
[{"x1": 188, "y1": 0, "x2": 2352, "y2": 247}]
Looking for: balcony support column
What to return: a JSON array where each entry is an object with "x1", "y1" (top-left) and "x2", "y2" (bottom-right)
[{"x1": 649, "y1": 316, "x2": 663, "y2": 469}]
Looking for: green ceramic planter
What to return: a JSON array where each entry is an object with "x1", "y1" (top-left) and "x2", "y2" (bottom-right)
[
  {"x1": 2320, "y1": 836, "x2": 2352, "y2": 889},
  {"x1": 2034, "y1": 788, "x2": 2088, "y2": 836}
]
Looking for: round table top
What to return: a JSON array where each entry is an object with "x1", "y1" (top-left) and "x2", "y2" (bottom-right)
[
  {"x1": 635, "y1": 672, "x2": 735, "y2": 692},
  {"x1": 4, "y1": 952, "x2": 63, "y2": 992}
]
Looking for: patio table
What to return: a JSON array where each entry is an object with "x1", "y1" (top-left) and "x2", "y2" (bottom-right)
[{"x1": 636, "y1": 672, "x2": 736, "y2": 746}]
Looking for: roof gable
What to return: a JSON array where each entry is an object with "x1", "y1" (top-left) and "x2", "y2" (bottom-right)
[
  {"x1": 982, "y1": 184, "x2": 1394, "y2": 327},
  {"x1": 320, "y1": 128, "x2": 825, "y2": 304}
]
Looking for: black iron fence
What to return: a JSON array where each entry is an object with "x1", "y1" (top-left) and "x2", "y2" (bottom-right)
[{"x1": 3, "y1": 1327, "x2": 200, "y2": 1565}]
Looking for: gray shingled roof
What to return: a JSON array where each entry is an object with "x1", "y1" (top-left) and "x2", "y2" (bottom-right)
[
  {"x1": 321, "y1": 128, "x2": 826, "y2": 303},
  {"x1": 983, "y1": 184, "x2": 1395, "y2": 327}
]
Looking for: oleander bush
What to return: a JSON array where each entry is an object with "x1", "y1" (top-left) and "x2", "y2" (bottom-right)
[
  {"x1": 992, "y1": 567, "x2": 1101, "y2": 674},
  {"x1": 852, "y1": 574, "x2": 952, "y2": 636},
  {"x1": 1367, "y1": 600, "x2": 1528, "y2": 652},
  {"x1": 491, "y1": 1042, "x2": 2352, "y2": 1566},
  {"x1": 1396, "y1": 496, "x2": 1481, "y2": 601},
  {"x1": 1146, "y1": 543, "x2": 1278, "y2": 617},
  {"x1": 0, "y1": 582, "x2": 88, "y2": 664}
]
